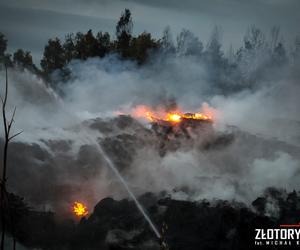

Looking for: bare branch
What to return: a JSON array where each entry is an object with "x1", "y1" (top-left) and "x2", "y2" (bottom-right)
[
  {"x1": 1, "y1": 62, "x2": 20, "y2": 250},
  {"x1": 1, "y1": 67, "x2": 8, "y2": 138},
  {"x1": 3, "y1": 66, "x2": 8, "y2": 108},
  {"x1": 7, "y1": 107, "x2": 16, "y2": 134},
  {"x1": 8, "y1": 131, "x2": 23, "y2": 141}
]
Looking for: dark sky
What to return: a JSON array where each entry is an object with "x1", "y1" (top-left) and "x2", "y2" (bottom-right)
[{"x1": 1, "y1": 0, "x2": 299, "y2": 64}]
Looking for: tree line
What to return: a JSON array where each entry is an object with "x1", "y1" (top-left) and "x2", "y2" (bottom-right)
[
  {"x1": 0, "y1": 9, "x2": 158, "y2": 76},
  {"x1": 0, "y1": 9, "x2": 300, "y2": 93}
]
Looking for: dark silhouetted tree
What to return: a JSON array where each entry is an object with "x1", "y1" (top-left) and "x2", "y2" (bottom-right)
[
  {"x1": 0, "y1": 33, "x2": 7, "y2": 58},
  {"x1": 130, "y1": 32, "x2": 159, "y2": 64},
  {"x1": 63, "y1": 33, "x2": 76, "y2": 63},
  {"x1": 41, "y1": 38, "x2": 66, "y2": 76},
  {"x1": 96, "y1": 32, "x2": 111, "y2": 57},
  {"x1": 116, "y1": 9, "x2": 133, "y2": 39},
  {"x1": 75, "y1": 30, "x2": 99, "y2": 60},
  {"x1": 0, "y1": 34, "x2": 12, "y2": 67},
  {"x1": 73, "y1": 32, "x2": 84, "y2": 59},
  {"x1": 0, "y1": 66, "x2": 22, "y2": 250},
  {"x1": 116, "y1": 9, "x2": 133, "y2": 58},
  {"x1": 13, "y1": 49, "x2": 37, "y2": 72}
]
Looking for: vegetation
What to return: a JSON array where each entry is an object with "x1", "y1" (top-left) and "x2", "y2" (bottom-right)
[{"x1": 0, "y1": 9, "x2": 299, "y2": 94}]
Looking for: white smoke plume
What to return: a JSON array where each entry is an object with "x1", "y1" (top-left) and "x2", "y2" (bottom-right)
[{"x1": 0, "y1": 49, "x2": 299, "y2": 216}]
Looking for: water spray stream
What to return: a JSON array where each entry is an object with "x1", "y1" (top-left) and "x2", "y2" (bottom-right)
[
  {"x1": 49, "y1": 93, "x2": 161, "y2": 239},
  {"x1": 84, "y1": 131, "x2": 161, "y2": 239}
]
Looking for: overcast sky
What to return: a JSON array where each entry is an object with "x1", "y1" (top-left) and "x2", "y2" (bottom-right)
[{"x1": 0, "y1": 0, "x2": 299, "y2": 64}]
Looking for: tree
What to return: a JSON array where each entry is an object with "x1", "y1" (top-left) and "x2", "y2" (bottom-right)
[
  {"x1": 272, "y1": 42, "x2": 287, "y2": 66},
  {"x1": 63, "y1": 33, "x2": 76, "y2": 63},
  {"x1": 244, "y1": 25, "x2": 265, "y2": 50},
  {"x1": 203, "y1": 26, "x2": 236, "y2": 95},
  {"x1": 13, "y1": 49, "x2": 37, "y2": 72},
  {"x1": 40, "y1": 38, "x2": 66, "y2": 75},
  {"x1": 96, "y1": 32, "x2": 111, "y2": 58},
  {"x1": 160, "y1": 26, "x2": 175, "y2": 54},
  {"x1": 74, "y1": 30, "x2": 99, "y2": 60},
  {"x1": 73, "y1": 32, "x2": 84, "y2": 59},
  {"x1": 0, "y1": 34, "x2": 12, "y2": 67},
  {"x1": 236, "y1": 25, "x2": 267, "y2": 64},
  {"x1": 116, "y1": 9, "x2": 133, "y2": 39},
  {"x1": 0, "y1": 33, "x2": 7, "y2": 58},
  {"x1": 130, "y1": 32, "x2": 159, "y2": 64},
  {"x1": 115, "y1": 9, "x2": 133, "y2": 58},
  {"x1": 206, "y1": 26, "x2": 223, "y2": 62},
  {"x1": 176, "y1": 29, "x2": 203, "y2": 56},
  {"x1": 0, "y1": 65, "x2": 22, "y2": 250}
]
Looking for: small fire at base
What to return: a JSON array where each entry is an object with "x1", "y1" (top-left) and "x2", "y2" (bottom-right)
[{"x1": 73, "y1": 201, "x2": 89, "y2": 217}]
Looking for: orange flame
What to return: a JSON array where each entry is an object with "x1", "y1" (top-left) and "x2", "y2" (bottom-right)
[
  {"x1": 166, "y1": 113, "x2": 182, "y2": 123},
  {"x1": 73, "y1": 202, "x2": 89, "y2": 217},
  {"x1": 182, "y1": 113, "x2": 212, "y2": 121},
  {"x1": 129, "y1": 105, "x2": 213, "y2": 124}
]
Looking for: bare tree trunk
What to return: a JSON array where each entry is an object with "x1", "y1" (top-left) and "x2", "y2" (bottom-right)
[
  {"x1": 0, "y1": 188, "x2": 6, "y2": 250},
  {"x1": 0, "y1": 65, "x2": 22, "y2": 250},
  {"x1": 0, "y1": 65, "x2": 9, "y2": 250},
  {"x1": 0, "y1": 185, "x2": 7, "y2": 250}
]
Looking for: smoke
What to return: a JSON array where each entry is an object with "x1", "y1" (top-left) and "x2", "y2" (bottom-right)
[
  {"x1": 62, "y1": 55, "x2": 209, "y2": 115},
  {"x1": 126, "y1": 142, "x2": 300, "y2": 204},
  {"x1": 211, "y1": 80, "x2": 300, "y2": 145},
  {"x1": 0, "y1": 44, "x2": 300, "y2": 215},
  {"x1": 250, "y1": 152, "x2": 299, "y2": 193}
]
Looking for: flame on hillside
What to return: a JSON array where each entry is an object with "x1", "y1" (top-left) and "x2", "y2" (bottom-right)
[
  {"x1": 73, "y1": 201, "x2": 89, "y2": 217},
  {"x1": 130, "y1": 105, "x2": 214, "y2": 124}
]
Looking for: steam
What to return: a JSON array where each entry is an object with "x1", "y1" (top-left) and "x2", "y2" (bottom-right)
[{"x1": 0, "y1": 47, "x2": 300, "y2": 215}]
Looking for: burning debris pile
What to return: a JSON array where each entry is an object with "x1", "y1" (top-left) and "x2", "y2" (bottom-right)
[
  {"x1": 150, "y1": 112, "x2": 213, "y2": 139},
  {"x1": 129, "y1": 105, "x2": 213, "y2": 126},
  {"x1": 122, "y1": 104, "x2": 232, "y2": 155}
]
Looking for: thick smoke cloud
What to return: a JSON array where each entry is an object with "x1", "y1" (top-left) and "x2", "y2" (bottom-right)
[
  {"x1": 62, "y1": 53, "x2": 300, "y2": 145},
  {"x1": 0, "y1": 44, "x2": 300, "y2": 216}
]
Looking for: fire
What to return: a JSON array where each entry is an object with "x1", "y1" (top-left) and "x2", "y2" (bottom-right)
[
  {"x1": 73, "y1": 202, "x2": 89, "y2": 217},
  {"x1": 129, "y1": 105, "x2": 213, "y2": 124},
  {"x1": 166, "y1": 113, "x2": 182, "y2": 123},
  {"x1": 182, "y1": 113, "x2": 211, "y2": 121}
]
